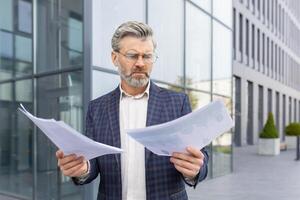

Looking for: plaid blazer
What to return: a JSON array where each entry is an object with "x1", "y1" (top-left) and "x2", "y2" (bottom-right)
[{"x1": 76, "y1": 81, "x2": 209, "y2": 200}]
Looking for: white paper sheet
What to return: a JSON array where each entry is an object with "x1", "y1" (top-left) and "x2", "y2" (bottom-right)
[
  {"x1": 18, "y1": 104, "x2": 123, "y2": 160},
  {"x1": 127, "y1": 100, "x2": 234, "y2": 156}
]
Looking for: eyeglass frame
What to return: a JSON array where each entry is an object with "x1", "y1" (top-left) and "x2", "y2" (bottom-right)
[{"x1": 114, "y1": 50, "x2": 158, "y2": 64}]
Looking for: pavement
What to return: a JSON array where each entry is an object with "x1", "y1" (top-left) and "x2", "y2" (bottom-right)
[
  {"x1": 1, "y1": 145, "x2": 299, "y2": 200},
  {"x1": 187, "y1": 145, "x2": 300, "y2": 200}
]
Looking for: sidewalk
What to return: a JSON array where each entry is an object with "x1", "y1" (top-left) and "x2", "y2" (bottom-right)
[{"x1": 187, "y1": 145, "x2": 300, "y2": 200}]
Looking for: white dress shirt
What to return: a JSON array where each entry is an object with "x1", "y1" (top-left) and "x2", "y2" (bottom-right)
[{"x1": 119, "y1": 82, "x2": 150, "y2": 200}]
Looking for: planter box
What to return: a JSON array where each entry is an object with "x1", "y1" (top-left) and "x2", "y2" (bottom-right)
[
  {"x1": 285, "y1": 136, "x2": 297, "y2": 149},
  {"x1": 258, "y1": 138, "x2": 280, "y2": 155}
]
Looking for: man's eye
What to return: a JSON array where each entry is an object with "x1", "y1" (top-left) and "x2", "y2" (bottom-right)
[
  {"x1": 126, "y1": 54, "x2": 138, "y2": 59},
  {"x1": 143, "y1": 54, "x2": 153, "y2": 59}
]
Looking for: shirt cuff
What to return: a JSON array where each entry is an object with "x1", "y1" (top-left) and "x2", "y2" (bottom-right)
[
  {"x1": 184, "y1": 176, "x2": 197, "y2": 185},
  {"x1": 73, "y1": 160, "x2": 90, "y2": 183}
]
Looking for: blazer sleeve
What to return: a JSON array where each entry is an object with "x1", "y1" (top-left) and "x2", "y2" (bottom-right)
[
  {"x1": 73, "y1": 102, "x2": 100, "y2": 185},
  {"x1": 181, "y1": 94, "x2": 209, "y2": 188}
]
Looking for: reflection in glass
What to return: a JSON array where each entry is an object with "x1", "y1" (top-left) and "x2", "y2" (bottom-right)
[
  {"x1": 186, "y1": 89, "x2": 211, "y2": 111},
  {"x1": 16, "y1": 36, "x2": 32, "y2": 62},
  {"x1": 190, "y1": 0, "x2": 211, "y2": 13},
  {"x1": 37, "y1": 71, "x2": 83, "y2": 200},
  {"x1": 213, "y1": 21, "x2": 232, "y2": 97},
  {"x1": 213, "y1": 0, "x2": 232, "y2": 27},
  {"x1": 0, "y1": 80, "x2": 33, "y2": 199},
  {"x1": 92, "y1": 70, "x2": 120, "y2": 99},
  {"x1": 0, "y1": 31, "x2": 13, "y2": 80},
  {"x1": 148, "y1": 0, "x2": 184, "y2": 85},
  {"x1": 186, "y1": 3, "x2": 211, "y2": 92},
  {"x1": 15, "y1": 36, "x2": 33, "y2": 77},
  {"x1": 212, "y1": 95, "x2": 232, "y2": 177},
  {"x1": 18, "y1": 0, "x2": 32, "y2": 33},
  {"x1": 0, "y1": 0, "x2": 13, "y2": 31},
  {"x1": 37, "y1": 0, "x2": 83, "y2": 72},
  {"x1": 92, "y1": 0, "x2": 145, "y2": 69}
]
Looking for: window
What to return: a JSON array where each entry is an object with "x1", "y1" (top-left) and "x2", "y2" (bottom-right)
[
  {"x1": 271, "y1": 41, "x2": 273, "y2": 77},
  {"x1": 275, "y1": 92, "x2": 279, "y2": 130},
  {"x1": 267, "y1": 37, "x2": 269, "y2": 75},
  {"x1": 251, "y1": 24, "x2": 255, "y2": 67},
  {"x1": 262, "y1": 33, "x2": 265, "y2": 69},
  {"x1": 186, "y1": 2, "x2": 211, "y2": 92},
  {"x1": 239, "y1": 13, "x2": 243, "y2": 62},
  {"x1": 258, "y1": 85, "x2": 264, "y2": 132},
  {"x1": 246, "y1": 19, "x2": 249, "y2": 64},
  {"x1": 262, "y1": 0, "x2": 265, "y2": 22},
  {"x1": 149, "y1": 0, "x2": 184, "y2": 85},
  {"x1": 257, "y1": 29, "x2": 260, "y2": 67},
  {"x1": 268, "y1": 88, "x2": 272, "y2": 114},
  {"x1": 257, "y1": 0, "x2": 260, "y2": 18},
  {"x1": 233, "y1": 9, "x2": 236, "y2": 59}
]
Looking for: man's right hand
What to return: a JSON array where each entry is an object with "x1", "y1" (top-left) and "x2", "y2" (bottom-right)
[{"x1": 56, "y1": 150, "x2": 88, "y2": 177}]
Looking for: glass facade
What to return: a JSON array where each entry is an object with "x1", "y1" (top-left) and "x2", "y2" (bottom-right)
[
  {"x1": 92, "y1": 0, "x2": 233, "y2": 184},
  {"x1": 0, "y1": 0, "x2": 84, "y2": 199},
  {"x1": 0, "y1": 0, "x2": 232, "y2": 199}
]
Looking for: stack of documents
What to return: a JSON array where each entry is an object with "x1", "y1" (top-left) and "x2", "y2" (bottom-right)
[
  {"x1": 127, "y1": 100, "x2": 234, "y2": 156},
  {"x1": 18, "y1": 104, "x2": 123, "y2": 160},
  {"x1": 19, "y1": 100, "x2": 233, "y2": 158}
]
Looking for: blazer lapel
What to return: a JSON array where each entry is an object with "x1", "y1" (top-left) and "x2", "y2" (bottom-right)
[
  {"x1": 108, "y1": 87, "x2": 121, "y2": 169},
  {"x1": 145, "y1": 82, "x2": 163, "y2": 163}
]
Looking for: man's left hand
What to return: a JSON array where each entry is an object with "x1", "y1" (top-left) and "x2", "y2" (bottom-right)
[{"x1": 170, "y1": 146, "x2": 204, "y2": 180}]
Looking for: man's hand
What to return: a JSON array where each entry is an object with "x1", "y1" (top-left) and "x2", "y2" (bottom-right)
[
  {"x1": 170, "y1": 146, "x2": 204, "y2": 180},
  {"x1": 56, "y1": 150, "x2": 88, "y2": 177}
]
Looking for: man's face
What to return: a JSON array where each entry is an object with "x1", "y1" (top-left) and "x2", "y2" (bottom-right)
[{"x1": 112, "y1": 36, "x2": 155, "y2": 88}]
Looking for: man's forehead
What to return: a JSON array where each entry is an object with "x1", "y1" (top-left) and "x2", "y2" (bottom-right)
[{"x1": 119, "y1": 36, "x2": 154, "y2": 52}]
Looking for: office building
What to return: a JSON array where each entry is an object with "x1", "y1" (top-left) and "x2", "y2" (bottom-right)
[
  {"x1": 0, "y1": 0, "x2": 232, "y2": 199},
  {"x1": 233, "y1": 0, "x2": 300, "y2": 146}
]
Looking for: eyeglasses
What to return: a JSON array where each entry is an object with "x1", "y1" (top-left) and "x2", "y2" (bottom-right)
[{"x1": 116, "y1": 51, "x2": 158, "y2": 64}]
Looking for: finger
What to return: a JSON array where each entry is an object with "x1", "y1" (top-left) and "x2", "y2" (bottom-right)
[
  {"x1": 186, "y1": 146, "x2": 204, "y2": 159},
  {"x1": 56, "y1": 150, "x2": 64, "y2": 159},
  {"x1": 170, "y1": 157, "x2": 200, "y2": 172},
  {"x1": 64, "y1": 162, "x2": 86, "y2": 177},
  {"x1": 172, "y1": 152, "x2": 201, "y2": 166},
  {"x1": 173, "y1": 164, "x2": 195, "y2": 179},
  {"x1": 58, "y1": 154, "x2": 78, "y2": 166},
  {"x1": 60, "y1": 156, "x2": 85, "y2": 171}
]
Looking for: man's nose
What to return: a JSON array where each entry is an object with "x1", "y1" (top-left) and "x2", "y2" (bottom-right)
[{"x1": 135, "y1": 55, "x2": 146, "y2": 66}]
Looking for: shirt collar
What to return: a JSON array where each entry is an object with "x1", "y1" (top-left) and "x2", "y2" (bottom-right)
[{"x1": 119, "y1": 81, "x2": 150, "y2": 100}]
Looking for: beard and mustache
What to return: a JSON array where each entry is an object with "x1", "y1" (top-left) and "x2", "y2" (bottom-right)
[{"x1": 117, "y1": 66, "x2": 151, "y2": 88}]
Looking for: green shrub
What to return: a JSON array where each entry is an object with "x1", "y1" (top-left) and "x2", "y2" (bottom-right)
[
  {"x1": 259, "y1": 112, "x2": 279, "y2": 139},
  {"x1": 285, "y1": 123, "x2": 300, "y2": 136}
]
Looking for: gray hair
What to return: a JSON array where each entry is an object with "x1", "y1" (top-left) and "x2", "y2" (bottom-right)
[{"x1": 111, "y1": 21, "x2": 156, "y2": 52}]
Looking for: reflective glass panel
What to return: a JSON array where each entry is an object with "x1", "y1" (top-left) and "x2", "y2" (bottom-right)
[
  {"x1": 37, "y1": 0, "x2": 83, "y2": 72},
  {"x1": 212, "y1": 21, "x2": 232, "y2": 97},
  {"x1": 15, "y1": 35, "x2": 33, "y2": 77},
  {"x1": 92, "y1": 0, "x2": 145, "y2": 69},
  {"x1": 190, "y1": 0, "x2": 211, "y2": 13},
  {"x1": 36, "y1": 71, "x2": 83, "y2": 200},
  {"x1": 92, "y1": 70, "x2": 120, "y2": 99},
  {"x1": 0, "y1": 0, "x2": 13, "y2": 31},
  {"x1": 186, "y1": 3, "x2": 211, "y2": 92},
  {"x1": 0, "y1": 31, "x2": 13, "y2": 80},
  {"x1": 148, "y1": 0, "x2": 184, "y2": 86},
  {"x1": 0, "y1": 80, "x2": 33, "y2": 199},
  {"x1": 18, "y1": 0, "x2": 32, "y2": 33},
  {"x1": 213, "y1": 0, "x2": 232, "y2": 27},
  {"x1": 212, "y1": 95, "x2": 232, "y2": 177}
]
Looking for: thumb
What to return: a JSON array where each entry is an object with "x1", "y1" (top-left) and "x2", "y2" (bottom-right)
[{"x1": 56, "y1": 150, "x2": 64, "y2": 159}]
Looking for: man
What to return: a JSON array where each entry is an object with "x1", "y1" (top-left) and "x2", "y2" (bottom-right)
[{"x1": 56, "y1": 21, "x2": 209, "y2": 200}]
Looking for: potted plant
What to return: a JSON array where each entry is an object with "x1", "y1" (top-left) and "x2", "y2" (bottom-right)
[
  {"x1": 285, "y1": 123, "x2": 300, "y2": 161},
  {"x1": 258, "y1": 112, "x2": 280, "y2": 155}
]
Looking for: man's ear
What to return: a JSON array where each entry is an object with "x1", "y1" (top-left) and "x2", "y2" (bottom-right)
[{"x1": 111, "y1": 51, "x2": 118, "y2": 67}]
